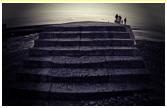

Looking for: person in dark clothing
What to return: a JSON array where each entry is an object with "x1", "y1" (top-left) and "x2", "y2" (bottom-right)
[
  {"x1": 115, "y1": 14, "x2": 119, "y2": 23},
  {"x1": 124, "y1": 18, "x2": 127, "y2": 24},
  {"x1": 115, "y1": 14, "x2": 118, "y2": 19},
  {"x1": 117, "y1": 15, "x2": 122, "y2": 24},
  {"x1": 119, "y1": 15, "x2": 122, "y2": 21}
]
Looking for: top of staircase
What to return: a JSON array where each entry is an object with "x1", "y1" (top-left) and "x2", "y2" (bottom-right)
[{"x1": 48, "y1": 21, "x2": 129, "y2": 27}]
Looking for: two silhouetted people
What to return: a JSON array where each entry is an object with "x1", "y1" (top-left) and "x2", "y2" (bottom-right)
[
  {"x1": 115, "y1": 14, "x2": 121, "y2": 24},
  {"x1": 115, "y1": 14, "x2": 127, "y2": 25}
]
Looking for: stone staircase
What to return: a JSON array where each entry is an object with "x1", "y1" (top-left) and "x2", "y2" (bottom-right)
[{"x1": 12, "y1": 22, "x2": 152, "y2": 105}]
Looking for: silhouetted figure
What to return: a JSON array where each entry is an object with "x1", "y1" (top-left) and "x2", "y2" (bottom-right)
[
  {"x1": 124, "y1": 18, "x2": 127, "y2": 24},
  {"x1": 117, "y1": 15, "x2": 122, "y2": 24},
  {"x1": 115, "y1": 14, "x2": 119, "y2": 23},
  {"x1": 115, "y1": 14, "x2": 118, "y2": 19},
  {"x1": 119, "y1": 15, "x2": 122, "y2": 21}
]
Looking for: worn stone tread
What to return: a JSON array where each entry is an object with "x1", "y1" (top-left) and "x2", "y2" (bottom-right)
[
  {"x1": 25, "y1": 56, "x2": 143, "y2": 64},
  {"x1": 31, "y1": 46, "x2": 137, "y2": 51},
  {"x1": 17, "y1": 68, "x2": 149, "y2": 77},
  {"x1": 36, "y1": 38, "x2": 132, "y2": 41},
  {"x1": 12, "y1": 82, "x2": 151, "y2": 94}
]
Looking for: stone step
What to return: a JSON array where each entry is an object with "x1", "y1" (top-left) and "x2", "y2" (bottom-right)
[
  {"x1": 39, "y1": 32, "x2": 130, "y2": 39},
  {"x1": 11, "y1": 82, "x2": 151, "y2": 100},
  {"x1": 29, "y1": 47, "x2": 138, "y2": 56},
  {"x1": 24, "y1": 56, "x2": 145, "y2": 68},
  {"x1": 8, "y1": 93, "x2": 154, "y2": 106},
  {"x1": 34, "y1": 38, "x2": 134, "y2": 47},
  {"x1": 44, "y1": 26, "x2": 126, "y2": 32},
  {"x1": 17, "y1": 68, "x2": 150, "y2": 83}
]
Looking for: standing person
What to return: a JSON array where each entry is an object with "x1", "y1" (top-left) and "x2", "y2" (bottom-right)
[
  {"x1": 118, "y1": 15, "x2": 122, "y2": 24},
  {"x1": 115, "y1": 14, "x2": 118, "y2": 19},
  {"x1": 119, "y1": 15, "x2": 122, "y2": 21},
  {"x1": 124, "y1": 18, "x2": 127, "y2": 25},
  {"x1": 115, "y1": 14, "x2": 118, "y2": 23}
]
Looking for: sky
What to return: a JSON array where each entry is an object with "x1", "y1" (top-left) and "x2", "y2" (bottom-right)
[{"x1": 3, "y1": 3, "x2": 164, "y2": 29}]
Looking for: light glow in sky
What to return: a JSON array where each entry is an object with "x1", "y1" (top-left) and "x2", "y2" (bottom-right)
[{"x1": 3, "y1": 3, "x2": 164, "y2": 30}]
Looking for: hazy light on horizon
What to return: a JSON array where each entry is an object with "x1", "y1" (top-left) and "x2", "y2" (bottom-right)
[{"x1": 3, "y1": 3, "x2": 164, "y2": 30}]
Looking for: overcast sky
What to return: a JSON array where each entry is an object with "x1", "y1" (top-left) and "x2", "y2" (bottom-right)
[{"x1": 3, "y1": 3, "x2": 164, "y2": 31}]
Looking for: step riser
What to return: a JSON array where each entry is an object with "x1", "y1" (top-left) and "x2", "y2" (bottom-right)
[
  {"x1": 44, "y1": 26, "x2": 126, "y2": 32},
  {"x1": 50, "y1": 90, "x2": 151, "y2": 100},
  {"x1": 24, "y1": 60, "x2": 145, "y2": 68},
  {"x1": 39, "y1": 33, "x2": 130, "y2": 39},
  {"x1": 11, "y1": 88, "x2": 150, "y2": 100},
  {"x1": 40, "y1": 33, "x2": 78, "y2": 39},
  {"x1": 34, "y1": 40, "x2": 134, "y2": 47},
  {"x1": 29, "y1": 49, "x2": 137, "y2": 56},
  {"x1": 17, "y1": 73, "x2": 150, "y2": 83},
  {"x1": 81, "y1": 33, "x2": 130, "y2": 39}
]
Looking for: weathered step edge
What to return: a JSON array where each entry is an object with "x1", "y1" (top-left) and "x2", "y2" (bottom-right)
[
  {"x1": 44, "y1": 26, "x2": 127, "y2": 32},
  {"x1": 11, "y1": 82, "x2": 152, "y2": 100},
  {"x1": 34, "y1": 39, "x2": 134, "y2": 47},
  {"x1": 16, "y1": 68, "x2": 150, "y2": 83},
  {"x1": 39, "y1": 32, "x2": 130, "y2": 39},
  {"x1": 29, "y1": 47, "x2": 138, "y2": 56},
  {"x1": 23, "y1": 59, "x2": 145, "y2": 68}
]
